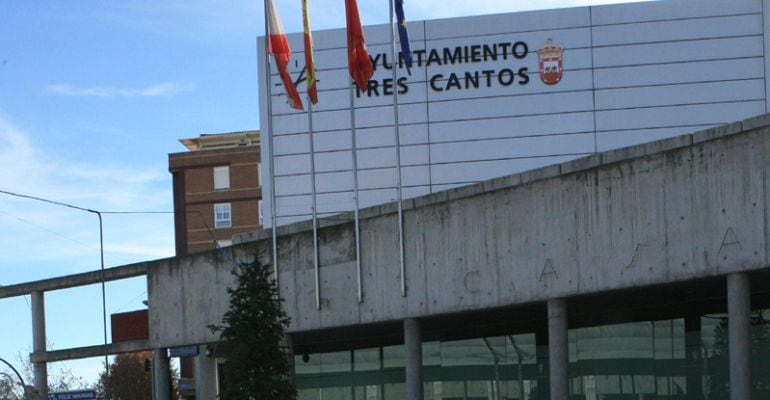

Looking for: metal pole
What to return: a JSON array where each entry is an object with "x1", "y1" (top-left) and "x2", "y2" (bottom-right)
[
  {"x1": 309, "y1": 101, "x2": 321, "y2": 310},
  {"x1": 0, "y1": 357, "x2": 26, "y2": 396},
  {"x1": 389, "y1": 0, "x2": 407, "y2": 297},
  {"x1": 262, "y1": 1, "x2": 280, "y2": 283},
  {"x1": 92, "y1": 211, "x2": 110, "y2": 399},
  {"x1": 350, "y1": 82, "x2": 363, "y2": 304}
]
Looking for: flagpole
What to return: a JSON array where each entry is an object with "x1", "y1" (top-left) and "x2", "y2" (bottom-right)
[
  {"x1": 350, "y1": 83, "x2": 363, "y2": 304},
  {"x1": 308, "y1": 100, "x2": 321, "y2": 310},
  {"x1": 262, "y1": 0, "x2": 280, "y2": 282},
  {"x1": 389, "y1": 0, "x2": 406, "y2": 297}
]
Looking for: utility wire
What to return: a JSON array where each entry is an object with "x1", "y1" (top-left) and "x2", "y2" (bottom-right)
[{"x1": 0, "y1": 209, "x2": 94, "y2": 250}]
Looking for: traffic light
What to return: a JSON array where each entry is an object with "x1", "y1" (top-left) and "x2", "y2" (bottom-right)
[{"x1": 144, "y1": 359, "x2": 151, "y2": 372}]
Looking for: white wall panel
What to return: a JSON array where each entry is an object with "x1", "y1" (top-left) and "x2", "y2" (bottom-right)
[
  {"x1": 274, "y1": 154, "x2": 310, "y2": 176},
  {"x1": 356, "y1": 124, "x2": 429, "y2": 148},
  {"x1": 351, "y1": 104, "x2": 428, "y2": 128},
  {"x1": 403, "y1": 186, "x2": 431, "y2": 199},
  {"x1": 595, "y1": 101, "x2": 766, "y2": 132},
  {"x1": 314, "y1": 130, "x2": 352, "y2": 152},
  {"x1": 355, "y1": 165, "x2": 431, "y2": 190},
  {"x1": 592, "y1": 14, "x2": 762, "y2": 47},
  {"x1": 430, "y1": 155, "x2": 583, "y2": 185},
  {"x1": 316, "y1": 171, "x2": 354, "y2": 193},
  {"x1": 430, "y1": 112, "x2": 595, "y2": 143},
  {"x1": 595, "y1": 79, "x2": 765, "y2": 110},
  {"x1": 429, "y1": 91, "x2": 594, "y2": 122},
  {"x1": 272, "y1": 113, "x2": 309, "y2": 135},
  {"x1": 359, "y1": 188, "x2": 398, "y2": 208},
  {"x1": 357, "y1": 168, "x2": 397, "y2": 190},
  {"x1": 594, "y1": 58, "x2": 764, "y2": 89},
  {"x1": 426, "y1": 7, "x2": 590, "y2": 39},
  {"x1": 596, "y1": 125, "x2": 714, "y2": 152},
  {"x1": 274, "y1": 134, "x2": 310, "y2": 155},
  {"x1": 311, "y1": 109, "x2": 353, "y2": 132},
  {"x1": 316, "y1": 192, "x2": 356, "y2": 214},
  {"x1": 593, "y1": 36, "x2": 764, "y2": 68},
  {"x1": 430, "y1": 133, "x2": 594, "y2": 164},
  {"x1": 355, "y1": 145, "x2": 429, "y2": 170},
  {"x1": 315, "y1": 150, "x2": 353, "y2": 172},
  {"x1": 591, "y1": 0, "x2": 759, "y2": 25},
  {"x1": 275, "y1": 175, "x2": 312, "y2": 197},
  {"x1": 402, "y1": 166, "x2": 431, "y2": 187}
]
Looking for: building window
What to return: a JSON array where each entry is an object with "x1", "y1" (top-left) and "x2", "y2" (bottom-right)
[
  {"x1": 214, "y1": 166, "x2": 230, "y2": 191},
  {"x1": 258, "y1": 200, "x2": 264, "y2": 225},
  {"x1": 214, "y1": 203, "x2": 231, "y2": 228},
  {"x1": 257, "y1": 162, "x2": 262, "y2": 188}
]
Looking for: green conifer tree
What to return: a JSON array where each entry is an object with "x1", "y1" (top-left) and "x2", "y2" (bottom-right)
[{"x1": 210, "y1": 254, "x2": 296, "y2": 400}]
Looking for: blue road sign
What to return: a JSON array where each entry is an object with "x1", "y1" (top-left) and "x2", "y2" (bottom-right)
[{"x1": 48, "y1": 389, "x2": 97, "y2": 400}]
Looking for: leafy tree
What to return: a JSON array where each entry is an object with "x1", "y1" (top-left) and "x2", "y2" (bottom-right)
[
  {"x1": 97, "y1": 351, "x2": 180, "y2": 400},
  {"x1": 0, "y1": 349, "x2": 86, "y2": 399},
  {"x1": 210, "y1": 254, "x2": 295, "y2": 400}
]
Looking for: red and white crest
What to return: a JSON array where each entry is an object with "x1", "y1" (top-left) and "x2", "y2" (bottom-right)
[{"x1": 537, "y1": 38, "x2": 563, "y2": 85}]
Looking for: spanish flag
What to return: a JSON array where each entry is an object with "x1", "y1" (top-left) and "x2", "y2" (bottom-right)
[
  {"x1": 266, "y1": 0, "x2": 303, "y2": 110},
  {"x1": 345, "y1": 0, "x2": 374, "y2": 92},
  {"x1": 302, "y1": 0, "x2": 318, "y2": 104}
]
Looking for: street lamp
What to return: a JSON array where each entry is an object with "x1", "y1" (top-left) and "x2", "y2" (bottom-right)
[
  {"x1": 0, "y1": 356, "x2": 27, "y2": 398},
  {"x1": 0, "y1": 190, "x2": 110, "y2": 399}
]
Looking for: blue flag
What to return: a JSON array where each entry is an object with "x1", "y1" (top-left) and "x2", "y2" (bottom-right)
[{"x1": 394, "y1": 0, "x2": 412, "y2": 74}]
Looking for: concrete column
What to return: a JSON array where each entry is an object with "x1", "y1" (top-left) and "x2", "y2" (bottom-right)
[
  {"x1": 31, "y1": 291, "x2": 47, "y2": 400},
  {"x1": 153, "y1": 349, "x2": 171, "y2": 400},
  {"x1": 728, "y1": 273, "x2": 751, "y2": 400},
  {"x1": 404, "y1": 318, "x2": 423, "y2": 400},
  {"x1": 195, "y1": 349, "x2": 218, "y2": 399},
  {"x1": 684, "y1": 315, "x2": 703, "y2": 399},
  {"x1": 548, "y1": 298, "x2": 569, "y2": 400}
]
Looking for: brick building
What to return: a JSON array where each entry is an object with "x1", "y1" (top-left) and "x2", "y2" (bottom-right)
[{"x1": 169, "y1": 130, "x2": 263, "y2": 255}]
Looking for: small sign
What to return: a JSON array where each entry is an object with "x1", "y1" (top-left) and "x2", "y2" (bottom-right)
[
  {"x1": 48, "y1": 389, "x2": 97, "y2": 400},
  {"x1": 168, "y1": 345, "x2": 199, "y2": 358}
]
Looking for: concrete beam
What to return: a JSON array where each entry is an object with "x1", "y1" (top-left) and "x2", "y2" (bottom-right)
[
  {"x1": 0, "y1": 262, "x2": 149, "y2": 299},
  {"x1": 31, "y1": 340, "x2": 153, "y2": 363}
]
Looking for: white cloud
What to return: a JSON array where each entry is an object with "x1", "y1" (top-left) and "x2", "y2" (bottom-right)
[
  {"x1": 0, "y1": 112, "x2": 175, "y2": 277},
  {"x1": 44, "y1": 81, "x2": 194, "y2": 98}
]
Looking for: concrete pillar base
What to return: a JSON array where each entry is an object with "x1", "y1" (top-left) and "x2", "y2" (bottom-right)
[
  {"x1": 404, "y1": 318, "x2": 423, "y2": 400},
  {"x1": 153, "y1": 349, "x2": 171, "y2": 400},
  {"x1": 728, "y1": 273, "x2": 751, "y2": 400},
  {"x1": 195, "y1": 347, "x2": 218, "y2": 399},
  {"x1": 548, "y1": 298, "x2": 568, "y2": 400}
]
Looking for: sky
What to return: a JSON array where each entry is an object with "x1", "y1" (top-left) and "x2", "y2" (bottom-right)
[{"x1": 0, "y1": 0, "x2": 655, "y2": 389}]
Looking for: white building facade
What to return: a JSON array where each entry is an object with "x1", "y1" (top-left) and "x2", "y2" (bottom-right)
[{"x1": 260, "y1": 0, "x2": 770, "y2": 227}]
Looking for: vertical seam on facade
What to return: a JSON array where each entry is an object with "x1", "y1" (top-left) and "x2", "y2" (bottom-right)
[
  {"x1": 424, "y1": 20, "x2": 434, "y2": 194},
  {"x1": 590, "y1": 6, "x2": 599, "y2": 154}
]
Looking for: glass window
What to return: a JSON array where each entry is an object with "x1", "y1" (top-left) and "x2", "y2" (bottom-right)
[
  {"x1": 214, "y1": 203, "x2": 231, "y2": 228},
  {"x1": 214, "y1": 166, "x2": 230, "y2": 190}
]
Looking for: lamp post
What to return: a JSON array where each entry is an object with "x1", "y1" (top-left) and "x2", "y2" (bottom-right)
[
  {"x1": 0, "y1": 357, "x2": 27, "y2": 398},
  {"x1": 0, "y1": 190, "x2": 110, "y2": 399}
]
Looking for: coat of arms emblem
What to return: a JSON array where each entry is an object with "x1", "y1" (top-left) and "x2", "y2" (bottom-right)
[{"x1": 537, "y1": 38, "x2": 563, "y2": 85}]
